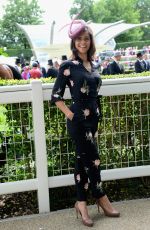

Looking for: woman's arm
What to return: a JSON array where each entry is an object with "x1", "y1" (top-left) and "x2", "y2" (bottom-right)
[{"x1": 55, "y1": 101, "x2": 74, "y2": 121}]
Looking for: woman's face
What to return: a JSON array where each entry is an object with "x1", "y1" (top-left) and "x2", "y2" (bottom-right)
[{"x1": 74, "y1": 30, "x2": 91, "y2": 55}]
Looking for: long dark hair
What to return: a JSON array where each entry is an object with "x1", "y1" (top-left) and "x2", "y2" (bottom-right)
[{"x1": 70, "y1": 26, "x2": 96, "y2": 62}]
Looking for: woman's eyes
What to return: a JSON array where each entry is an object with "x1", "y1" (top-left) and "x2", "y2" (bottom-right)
[{"x1": 77, "y1": 37, "x2": 90, "y2": 42}]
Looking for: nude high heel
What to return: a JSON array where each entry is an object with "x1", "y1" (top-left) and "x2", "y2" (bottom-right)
[
  {"x1": 75, "y1": 201, "x2": 94, "y2": 227},
  {"x1": 96, "y1": 195, "x2": 120, "y2": 217}
]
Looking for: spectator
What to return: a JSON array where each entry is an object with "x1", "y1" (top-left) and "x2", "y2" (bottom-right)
[
  {"x1": 35, "y1": 60, "x2": 47, "y2": 77},
  {"x1": 109, "y1": 51, "x2": 124, "y2": 75},
  {"x1": 101, "y1": 57, "x2": 111, "y2": 75},
  {"x1": 142, "y1": 53, "x2": 150, "y2": 71},
  {"x1": 134, "y1": 52, "x2": 145, "y2": 73},
  {"x1": 61, "y1": 55, "x2": 68, "y2": 63},
  {"x1": 46, "y1": 59, "x2": 58, "y2": 78},
  {"x1": 21, "y1": 63, "x2": 30, "y2": 80},
  {"x1": 14, "y1": 58, "x2": 21, "y2": 73},
  {"x1": 29, "y1": 62, "x2": 42, "y2": 79}
]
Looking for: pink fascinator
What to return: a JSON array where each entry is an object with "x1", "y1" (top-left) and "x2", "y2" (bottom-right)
[
  {"x1": 59, "y1": 7, "x2": 90, "y2": 39},
  {"x1": 68, "y1": 19, "x2": 87, "y2": 39}
]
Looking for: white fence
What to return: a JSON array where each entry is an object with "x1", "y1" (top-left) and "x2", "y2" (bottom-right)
[{"x1": 0, "y1": 77, "x2": 150, "y2": 214}]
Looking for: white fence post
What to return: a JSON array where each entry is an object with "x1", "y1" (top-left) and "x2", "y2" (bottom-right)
[{"x1": 31, "y1": 80, "x2": 50, "y2": 213}]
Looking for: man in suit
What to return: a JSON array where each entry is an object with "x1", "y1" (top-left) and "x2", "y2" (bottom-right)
[
  {"x1": 109, "y1": 51, "x2": 124, "y2": 75},
  {"x1": 134, "y1": 52, "x2": 145, "y2": 73},
  {"x1": 46, "y1": 59, "x2": 58, "y2": 78},
  {"x1": 142, "y1": 53, "x2": 150, "y2": 71},
  {"x1": 101, "y1": 57, "x2": 111, "y2": 75}
]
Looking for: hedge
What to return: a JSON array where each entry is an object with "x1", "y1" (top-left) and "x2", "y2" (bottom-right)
[
  {"x1": 5, "y1": 49, "x2": 33, "y2": 60},
  {"x1": 116, "y1": 40, "x2": 150, "y2": 49}
]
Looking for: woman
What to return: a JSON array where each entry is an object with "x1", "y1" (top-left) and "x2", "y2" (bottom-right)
[{"x1": 51, "y1": 19, "x2": 120, "y2": 227}]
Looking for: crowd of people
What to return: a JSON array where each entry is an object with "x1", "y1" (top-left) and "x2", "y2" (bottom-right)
[
  {"x1": 100, "y1": 49, "x2": 150, "y2": 75},
  {"x1": 114, "y1": 45, "x2": 150, "y2": 56},
  {"x1": 1, "y1": 45, "x2": 150, "y2": 81},
  {"x1": 8, "y1": 55, "x2": 68, "y2": 80}
]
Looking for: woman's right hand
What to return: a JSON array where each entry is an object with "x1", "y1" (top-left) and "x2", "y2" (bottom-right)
[{"x1": 66, "y1": 111, "x2": 74, "y2": 121}]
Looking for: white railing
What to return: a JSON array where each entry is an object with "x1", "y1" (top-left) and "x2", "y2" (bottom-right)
[{"x1": 0, "y1": 77, "x2": 150, "y2": 214}]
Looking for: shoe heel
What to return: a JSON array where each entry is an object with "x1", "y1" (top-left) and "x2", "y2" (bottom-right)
[
  {"x1": 96, "y1": 201, "x2": 100, "y2": 213},
  {"x1": 74, "y1": 202, "x2": 94, "y2": 227},
  {"x1": 75, "y1": 208, "x2": 79, "y2": 219}
]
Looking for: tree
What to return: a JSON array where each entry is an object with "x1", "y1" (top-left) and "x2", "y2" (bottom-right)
[
  {"x1": 70, "y1": 0, "x2": 143, "y2": 43},
  {"x1": 96, "y1": 0, "x2": 143, "y2": 43},
  {"x1": 135, "y1": 0, "x2": 150, "y2": 40},
  {"x1": 69, "y1": 0, "x2": 95, "y2": 21},
  {"x1": 1, "y1": 0, "x2": 44, "y2": 49}
]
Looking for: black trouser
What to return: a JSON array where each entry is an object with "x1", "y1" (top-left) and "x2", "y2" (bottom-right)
[{"x1": 67, "y1": 114, "x2": 105, "y2": 201}]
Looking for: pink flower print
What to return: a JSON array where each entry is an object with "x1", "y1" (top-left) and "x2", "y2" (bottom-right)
[
  {"x1": 70, "y1": 80, "x2": 74, "y2": 87},
  {"x1": 84, "y1": 183, "x2": 89, "y2": 190},
  {"x1": 76, "y1": 174, "x2": 81, "y2": 183},
  {"x1": 83, "y1": 109, "x2": 90, "y2": 118},
  {"x1": 93, "y1": 159, "x2": 100, "y2": 168},
  {"x1": 96, "y1": 182, "x2": 103, "y2": 190},
  {"x1": 72, "y1": 60, "x2": 79, "y2": 65},
  {"x1": 97, "y1": 80, "x2": 101, "y2": 92},
  {"x1": 84, "y1": 167, "x2": 89, "y2": 173},
  {"x1": 97, "y1": 108, "x2": 100, "y2": 116},
  {"x1": 80, "y1": 87, "x2": 86, "y2": 93},
  {"x1": 63, "y1": 68, "x2": 70, "y2": 76},
  {"x1": 94, "y1": 131, "x2": 98, "y2": 138},
  {"x1": 80, "y1": 80, "x2": 89, "y2": 95},
  {"x1": 86, "y1": 131, "x2": 93, "y2": 142},
  {"x1": 53, "y1": 94, "x2": 59, "y2": 98}
]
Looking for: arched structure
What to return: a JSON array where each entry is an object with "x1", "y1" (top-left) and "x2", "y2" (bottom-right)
[
  {"x1": 17, "y1": 21, "x2": 150, "y2": 66},
  {"x1": 95, "y1": 21, "x2": 150, "y2": 45}
]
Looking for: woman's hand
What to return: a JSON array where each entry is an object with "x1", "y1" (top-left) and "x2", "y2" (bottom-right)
[
  {"x1": 55, "y1": 101, "x2": 74, "y2": 121},
  {"x1": 66, "y1": 111, "x2": 74, "y2": 121}
]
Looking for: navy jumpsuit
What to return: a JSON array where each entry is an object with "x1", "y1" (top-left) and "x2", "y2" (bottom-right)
[{"x1": 51, "y1": 56, "x2": 105, "y2": 201}]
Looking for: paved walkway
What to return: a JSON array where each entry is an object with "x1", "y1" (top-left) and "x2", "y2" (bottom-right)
[{"x1": 0, "y1": 198, "x2": 150, "y2": 230}]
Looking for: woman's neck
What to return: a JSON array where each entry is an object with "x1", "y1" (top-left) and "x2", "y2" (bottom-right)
[{"x1": 78, "y1": 54, "x2": 88, "y2": 62}]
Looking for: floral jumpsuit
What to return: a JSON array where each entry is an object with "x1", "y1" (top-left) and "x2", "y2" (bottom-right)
[{"x1": 51, "y1": 56, "x2": 105, "y2": 201}]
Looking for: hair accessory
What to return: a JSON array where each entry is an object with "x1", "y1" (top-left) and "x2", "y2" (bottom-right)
[
  {"x1": 68, "y1": 19, "x2": 87, "y2": 39},
  {"x1": 59, "y1": 7, "x2": 90, "y2": 39}
]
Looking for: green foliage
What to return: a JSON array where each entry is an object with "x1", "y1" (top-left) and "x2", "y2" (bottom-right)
[
  {"x1": 101, "y1": 71, "x2": 150, "y2": 79},
  {"x1": 0, "y1": 0, "x2": 44, "y2": 49},
  {"x1": 116, "y1": 40, "x2": 150, "y2": 49},
  {"x1": 0, "y1": 48, "x2": 8, "y2": 57},
  {"x1": 70, "y1": 0, "x2": 95, "y2": 21},
  {"x1": 136, "y1": 0, "x2": 150, "y2": 40},
  {"x1": 0, "y1": 106, "x2": 10, "y2": 145},
  {"x1": 0, "y1": 106, "x2": 9, "y2": 133},
  {"x1": 0, "y1": 72, "x2": 150, "y2": 182},
  {"x1": 5, "y1": 48, "x2": 32, "y2": 60},
  {"x1": 70, "y1": 0, "x2": 150, "y2": 42},
  {"x1": 0, "y1": 78, "x2": 54, "y2": 86},
  {"x1": 0, "y1": 72, "x2": 150, "y2": 86}
]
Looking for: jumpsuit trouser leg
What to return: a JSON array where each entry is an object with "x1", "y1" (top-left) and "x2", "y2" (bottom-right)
[{"x1": 67, "y1": 117, "x2": 105, "y2": 201}]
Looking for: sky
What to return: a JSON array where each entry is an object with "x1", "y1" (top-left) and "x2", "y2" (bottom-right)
[{"x1": 0, "y1": 0, "x2": 74, "y2": 24}]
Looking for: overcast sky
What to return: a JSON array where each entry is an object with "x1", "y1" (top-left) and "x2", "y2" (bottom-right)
[{"x1": 0, "y1": 0, "x2": 74, "y2": 25}]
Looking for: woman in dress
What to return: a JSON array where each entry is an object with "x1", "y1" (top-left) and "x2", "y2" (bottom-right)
[{"x1": 51, "y1": 19, "x2": 120, "y2": 227}]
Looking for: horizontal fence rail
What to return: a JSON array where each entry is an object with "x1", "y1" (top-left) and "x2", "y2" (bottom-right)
[{"x1": 0, "y1": 77, "x2": 150, "y2": 214}]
